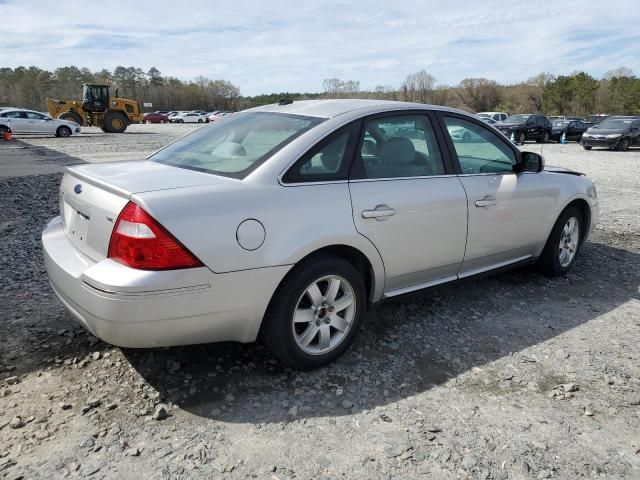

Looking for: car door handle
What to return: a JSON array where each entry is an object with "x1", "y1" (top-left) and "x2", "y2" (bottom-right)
[
  {"x1": 475, "y1": 196, "x2": 496, "y2": 208},
  {"x1": 362, "y1": 205, "x2": 396, "y2": 220}
]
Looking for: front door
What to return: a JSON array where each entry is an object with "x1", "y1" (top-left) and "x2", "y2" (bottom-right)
[
  {"x1": 24, "y1": 111, "x2": 50, "y2": 133},
  {"x1": 440, "y1": 114, "x2": 551, "y2": 276},
  {"x1": 348, "y1": 113, "x2": 468, "y2": 295}
]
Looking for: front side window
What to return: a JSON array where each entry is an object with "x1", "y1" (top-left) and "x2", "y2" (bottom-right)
[
  {"x1": 358, "y1": 115, "x2": 445, "y2": 179},
  {"x1": 443, "y1": 116, "x2": 516, "y2": 174},
  {"x1": 151, "y1": 112, "x2": 323, "y2": 179},
  {"x1": 25, "y1": 111, "x2": 46, "y2": 120}
]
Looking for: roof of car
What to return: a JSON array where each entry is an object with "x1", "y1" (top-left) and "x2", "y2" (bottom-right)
[{"x1": 248, "y1": 99, "x2": 466, "y2": 119}]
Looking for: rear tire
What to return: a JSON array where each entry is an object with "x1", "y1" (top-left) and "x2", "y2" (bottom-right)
[
  {"x1": 56, "y1": 126, "x2": 72, "y2": 138},
  {"x1": 261, "y1": 253, "x2": 367, "y2": 370},
  {"x1": 103, "y1": 111, "x2": 128, "y2": 133},
  {"x1": 537, "y1": 206, "x2": 584, "y2": 276},
  {"x1": 582, "y1": 145, "x2": 592, "y2": 150}
]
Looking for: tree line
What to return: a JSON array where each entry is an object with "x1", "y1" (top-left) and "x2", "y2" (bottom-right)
[
  {"x1": 1, "y1": 64, "x2": 639, "y2": 117},
  {"x1": 0, "y1": 66, "x2": 241, "y2": 112}
]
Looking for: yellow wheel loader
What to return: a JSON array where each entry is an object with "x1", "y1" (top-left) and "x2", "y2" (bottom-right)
[{"x1": 46, "y1": 84, "x2": 143, "y2": 133}]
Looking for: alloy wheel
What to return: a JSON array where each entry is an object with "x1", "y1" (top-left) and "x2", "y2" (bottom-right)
[
  {"x1": 558, "y1": 216, "x2": 579, "y2": 267},
  {"x1": 292, "y1": 275, "x2": 356, "y2": 355}
]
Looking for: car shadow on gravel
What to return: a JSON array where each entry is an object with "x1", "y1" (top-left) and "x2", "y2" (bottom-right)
[{"x1": 124, "y1": 237, "x2": 640, "y2": 424}]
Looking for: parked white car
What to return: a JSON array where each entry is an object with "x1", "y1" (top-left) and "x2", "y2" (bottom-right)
[
  {"x1": 477, "y1": 112, "x2": 509, "y2": 122},
  {"x1": 180, "y1": 112, "x2": 209, "y2": 123},
  {"x1": 0, "y1": 109, "x2": 81, "y2": 137},
  {"x1": 168, "y1": 111, "x2": 189, "y2": 123}
]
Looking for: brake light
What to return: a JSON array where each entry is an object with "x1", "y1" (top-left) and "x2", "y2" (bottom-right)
[{"x1": 108, "y1": 202, "x2": 203, "y2": 270}]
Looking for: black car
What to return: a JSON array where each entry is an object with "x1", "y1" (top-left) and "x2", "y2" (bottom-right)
[
  {"x1": 494, "y1": 114, "x2": 552, "y2": 145},
  {"x1": 550, "y1": 120, "x2": 589, "y2": 142},
  {"x1": 581, "y1": 116, "x2": 640, "y2": 151}
]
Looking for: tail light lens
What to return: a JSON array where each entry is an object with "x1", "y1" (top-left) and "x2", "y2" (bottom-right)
[{"x1": 108, "y1": 202, "x2": 203, "y2": 270}]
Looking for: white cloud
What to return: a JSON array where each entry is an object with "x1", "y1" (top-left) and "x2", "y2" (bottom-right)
[{"x1": 0, "y1": 0, "x2": 638, "y2": 95}]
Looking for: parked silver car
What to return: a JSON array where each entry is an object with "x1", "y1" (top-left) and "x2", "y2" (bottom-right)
[
  {"x1": 42, "y1": 100, "x2": 599, "y2": 369},
  {"x1": 0, "y1": 109, "x2": 81, "y2": 137}
]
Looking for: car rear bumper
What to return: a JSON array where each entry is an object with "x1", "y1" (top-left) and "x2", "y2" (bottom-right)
[{"x1": 42, "y1": 216, "x2": 289, "y2": 348}]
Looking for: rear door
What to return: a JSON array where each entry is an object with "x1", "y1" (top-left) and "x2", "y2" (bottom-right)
[
  {"x1": 439, "y1": 114, "x2": 552, "y2": 276},
  {"x1": 1, "y1": 110, "x2": 29, "y2": 133},
  {"x1": 348, "y1": 112, "x2": 468, "y2": 295}
]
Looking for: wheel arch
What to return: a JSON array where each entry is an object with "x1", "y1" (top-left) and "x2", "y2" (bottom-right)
[
  {"x1": 541, "y1": 196, "x2": 592, "y2": 253},
  {"x1": 275, "y1": 242, "x2": 385, "y2": 305}
]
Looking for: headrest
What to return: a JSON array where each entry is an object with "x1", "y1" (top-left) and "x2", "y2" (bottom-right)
[{"x1": 380, "y1": 137, "x2": 415, "y2": 165}]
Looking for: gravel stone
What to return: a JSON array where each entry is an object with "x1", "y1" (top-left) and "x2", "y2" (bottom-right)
[{"x1": 1, "y1": 132, "x2": 639, "y2": 479}]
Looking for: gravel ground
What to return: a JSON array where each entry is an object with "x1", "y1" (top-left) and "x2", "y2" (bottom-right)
[{"x1": 0, "y1": 128, "x2": 639, "y2": 479}]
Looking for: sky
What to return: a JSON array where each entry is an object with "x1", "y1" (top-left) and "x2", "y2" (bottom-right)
[{"x1": 0, "y1": 0, "x2": 639, "y2": 96}]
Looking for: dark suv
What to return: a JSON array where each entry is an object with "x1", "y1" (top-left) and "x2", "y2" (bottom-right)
[
  {"x1": 494, "y1": 114, "x2": 552, "y2": 145},
  {"x1": 581, "y1": 116, "x2": 640, "y2": 151}
]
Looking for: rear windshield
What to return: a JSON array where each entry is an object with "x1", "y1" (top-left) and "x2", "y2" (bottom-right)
[
  {"x1": 151, "y1": 112, "x2": 323, "y2": 178},
  {"x1": 504, "y1": 114, "x2": 530, "y2": 123}
]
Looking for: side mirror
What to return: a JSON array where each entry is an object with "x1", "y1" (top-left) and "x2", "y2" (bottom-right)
[{"x1": 519, "y1": 151, "x2": 544, "y2": 173}]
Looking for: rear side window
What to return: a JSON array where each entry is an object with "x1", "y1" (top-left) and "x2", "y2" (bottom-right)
[
  {"x1": 443, "y1": 116, "x2": 516, "y2": 174},
  {"x1": 282, "y1": 123, "x2": 359, "y2": 183},
  {"x1": 1, "y1": 111, "x2": 25, "y2": 118}
]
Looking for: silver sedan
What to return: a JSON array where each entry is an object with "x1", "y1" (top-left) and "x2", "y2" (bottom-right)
[{"x1": 42, "y1": 100, "x2": 600, "y2": 369}]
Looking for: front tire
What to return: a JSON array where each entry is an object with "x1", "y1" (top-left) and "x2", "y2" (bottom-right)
[
  {"x1": 517, "y1": 131, "x2": 526, "y2": 145},
  {"x1": 583, "y1": 145, "x2": 592, "y2": 150},
  {"x1": 103, "y1": 111, "x2": 128, "y2": 133},
  {"x1": 617, "y1": 138, "x2": 630, "y2": 151},
  {"x1": 56, "y1": 126, "x2": 72, "y2": 138},
  {"x1": 537, "y1": 206, "x2": 583, "y2": 276},
  {"x1": 261, "y1": 253, "x2": 366, "y2": 370}
]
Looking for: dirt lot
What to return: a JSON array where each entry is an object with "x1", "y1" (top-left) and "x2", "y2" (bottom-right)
[{"x1": 1, "y1": 125, "x2": 639, "y2": 480}]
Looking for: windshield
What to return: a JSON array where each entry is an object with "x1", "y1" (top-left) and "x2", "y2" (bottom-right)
[
  {"x1": 476, "y1": 113, "x2": 490, "y2": 118},
  {"x1": 553, "y1": 121, "x2": 569, "y2": 127},
  {"x1": 151, "y1": 112, "x2": 323, "y2": 178},
  {"x1": 597, "y1": 118, "x2": 635, "y2": 130},
  {"x1": 504, "y1": 114, "x2": 530, "y2": 123}
]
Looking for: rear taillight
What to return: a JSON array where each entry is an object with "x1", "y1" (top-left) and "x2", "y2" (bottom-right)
[{"x1": 108, "y1": 202, "x2": 203, "y2": 270}]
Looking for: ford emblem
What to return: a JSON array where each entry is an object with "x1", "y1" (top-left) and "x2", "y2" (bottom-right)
[{"x1": 74, "y1": 184, "x2": 83, "y2": 194}]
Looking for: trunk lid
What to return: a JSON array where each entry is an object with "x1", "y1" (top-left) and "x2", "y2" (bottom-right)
[{"x1": 60, "y1": 161, "x2": 232, "y2": 261}]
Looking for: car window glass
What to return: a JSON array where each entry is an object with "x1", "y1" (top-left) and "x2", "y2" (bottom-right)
[
  {"x1": 283, "y1": 124, "x2": 356, "y2": 183},
  {"x1": 152, "y1": 112, "x2": 323, "y2": 179},
  {"x1": 25, "y1": 111, "x2": 46, "y2": 120},
  {"x1": 443, "y1": 116, "x2": 516, "y2": 174},
  {"x1": 359, "y1": 115, "x2": 444, "y2": 179},
  {"x1": 2, "y1": 111, "x2": 24, "y2": 118}
]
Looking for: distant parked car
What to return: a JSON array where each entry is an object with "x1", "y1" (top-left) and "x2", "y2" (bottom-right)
[
  {"x1": 0, "y1": 109, "x2": 81, "y2": 137},
  {"x1": 550, "y1": 120, "x2": 589, "y2": 142},
  {"x1": 581, "y1": 116, "x2": 640, "y2": 151},
  {"x1": 477, "y1": 111, "x2": 509, "y2": 122},
  {"x1": 179, "y1": 112, "x2": 208, "y2": 123},
  {"x1": 494, "y1": 114, "x2": 552, "y2": 145},
  {"x1": 208, "y1": 111, "x2": 233, "y2": 122},
  {"x1": 143, "y1": 112, "x2": 169, "y2": 124},
  {"x1": 480, "y1": 117, "x2": 497, "y2": 125},
  {"x1": 168, "y1": 111, "x2": 189, "y2": 123}
]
